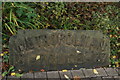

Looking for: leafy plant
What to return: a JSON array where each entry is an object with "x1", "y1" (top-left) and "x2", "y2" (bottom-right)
[{"x1": 2, "y1": 2, "x2": 120, "y2": 76}]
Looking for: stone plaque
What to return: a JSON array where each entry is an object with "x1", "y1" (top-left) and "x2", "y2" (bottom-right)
[{"x1": 9, "y1": 30, "x2": 110, "y2": 72}]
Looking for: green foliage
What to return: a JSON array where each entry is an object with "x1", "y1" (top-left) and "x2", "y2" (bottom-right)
[
  {"x1": 2, "y1": 2, "x2": 120, "y2": 74},
  {"x1": 2, "y1": 66, "x2": 14, "y2": 77},
  {"x1": 2, "y1": 71, "x2": 8, "y2": 77},
  {"x1": 3, "y1": 2, "x2": 38, "y2": 35},
  {"x1": 3, "y1": 54, "x2": 9, "y2": 63},
  {"x1": 15, "y1": 73, "x2": 23, "y2": 77},
  {"x1": 2, "y1": 64, "x2": 23, "y2": 77},
  {"x1": 83, "y1": 4, "x2": 120, "y2": 67}
]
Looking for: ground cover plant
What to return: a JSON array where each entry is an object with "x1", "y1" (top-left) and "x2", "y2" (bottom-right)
[{"x1": 1, "y1": 2, "x2": 120, "y2": 77}]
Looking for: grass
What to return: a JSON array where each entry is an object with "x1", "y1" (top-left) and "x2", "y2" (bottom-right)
[{"x1": 1, "y1": 2, "x2": 120, "y2": 77}]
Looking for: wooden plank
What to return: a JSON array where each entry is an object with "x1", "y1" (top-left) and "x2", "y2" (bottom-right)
[
  {"x1": 1, "y1": 76, "x2": 7, "y2": 80},
  {"x1": 59, "y1": 70, "x2": 73, "y2": 80},
  {"x1": 80, "y1": 78, "x2": 91, "y2": 80},
  {"x1": 34, "y1": 72, "x2": 47, "y2": 80},
  {"x1": 91, "y1": 77, "x2": 103, "y2": 80},
  {"x1": 21, "y1": 72, "x2": 34, "y2": 80},
  {"x1": 82, "y1": 69, "x2": 96, "y2": 78},
  {"x1": 102, "y1": 76, "x2": 115, "y2": 80},
  {"x1": 113, "y1": 76, "x2": 120, "y2": 80},
  {"x1": 7, "y1": 76, "x2": 20, "y2": 80},
  {"x1": 47, "y1": 71, "x2": 60, "y2": 80},
  {"x1": 115, "y1": 68, "x2": 120, "y2": 75},
  {"x1": 95, "y1": 68, "x2": 107, "y2": 77},
  {"x1": 71, "y1": 69, "x2": 85, "y2": 78},
  {"x1": 1, "y1": 78, "x2": 7, "y2": 80},
  {"x1": 104, "y1": 68, "x2": 118, "y2": 76},
  {"x1": 73, "y1": 76, "x2": 91, "y2": 80}
]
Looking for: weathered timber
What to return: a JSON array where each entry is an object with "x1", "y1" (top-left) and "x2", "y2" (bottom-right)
[
  {"x1": 104, "y1": 68, "x2": 118, "y2": 76},
  {"x1": 34, "y1": 72, "x2": 47, "y2": 80},
  {"x1": 59, "y1": 70, "x2": 73, "y2": 80},
  {"x1": 71, "y1": 69, "x2": 85, "y2": 78},
  {"x1": 95, "y1": 68, "x2": 107, "y2": 77},
  {"x1": 20, "y1": 73, "x2": 34, "y2": 80},
  {"x1": 9, "y1": 30, "x2": 110, "y2": 72},
  {"x1": 115, "y1": 68, "x2": 120, "y2": 76},
  {"x1": 2, "y1": 68, "x2": 120, "y2": 80},
  {"x1": 90, "y1": 77, "x2": 103, "y2": 80},
  {"x1": 7, "y1": 76, "x2": 20, "y2": 80},
  {"x1": 102, "y1": 76, "x2": 115, "y2": 80},
  {"x1": 80, "y1": 78, "x2": 91, "y2": 80},
  {"x1": 82, "y1": 69, "x2": 96, "y2": 78},
  {"x1": 47, "y1": 71, "x2": 60, "y2": 80}
]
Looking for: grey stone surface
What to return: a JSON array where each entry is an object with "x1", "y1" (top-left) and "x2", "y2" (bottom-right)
[{"x1": 9, "y1": 30, "x2": 110, "y2": 72}]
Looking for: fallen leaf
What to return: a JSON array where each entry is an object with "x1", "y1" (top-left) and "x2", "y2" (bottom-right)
[
  {"x1": 62, "y1": 70, "x2": 68, "y2": 72},
  {"x1": 74, "y1": 65, "x2": 77, "y2": 67},
  {"x1": 112, "y1": 56, "x2": 117, "y2": 59},
  {"x1": 116, "y1": 43, "x2": 120, "y2": 46},
  {"x1": 64, "y1": 74, "x2": 70, "y2": 80},
  {"x1": 11, "y1": 72, "x2": 16, "y2": 76},
  {"x1": 93, "y1": 69, "x2": 98, "y2": 74},
  {"x1": 36, "y1": 55, "x2": 41, "y2": 60}
]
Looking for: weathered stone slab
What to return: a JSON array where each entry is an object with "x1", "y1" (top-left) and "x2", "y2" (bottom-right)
[{"x1": 9, "y1": 30, "x2": 110, "y2": 72}]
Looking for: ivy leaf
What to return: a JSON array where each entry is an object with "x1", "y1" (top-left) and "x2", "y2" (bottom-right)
[
  {"x1": 2, "y1": 71, "x2": 8, "y2": 77},
  {"x1": 8, "y1": 66, "x2": 14, "y2": 72},
  {"x1": 26, "y1": 13, "x2": 36, "y2": 19},
  {"x1": 27, "y1": 8, "x2": 34, "y2": 12},
  {"x1": 15, "y1": 73, "x2": 23, "y2": 77},
  {"x1": 16, "y1": 8, "x2": 24, "y2": 17}
]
